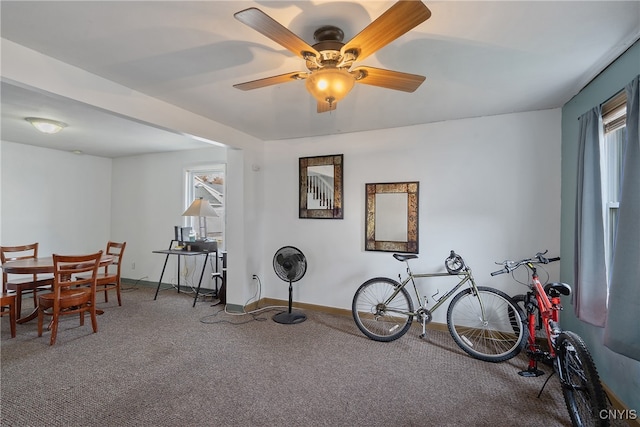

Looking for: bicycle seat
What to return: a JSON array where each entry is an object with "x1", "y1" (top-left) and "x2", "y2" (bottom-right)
[
  {"x1": 393, "y1": 254, "x2": 418, "y2": 262},
  {"x1": 544, "y1": 282, "x2": 572, "y2": 297}
]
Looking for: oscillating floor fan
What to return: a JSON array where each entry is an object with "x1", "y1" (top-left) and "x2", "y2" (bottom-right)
[{"x1": 272, "y1": 246, "x2": 307, "y2": 324}]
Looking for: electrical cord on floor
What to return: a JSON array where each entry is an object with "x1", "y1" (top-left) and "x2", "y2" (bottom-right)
[
  {"x1": 121, "y1": 276, "x2": 148, "y2": 292},
  {"x1": 223, "y1": 275, "x2": 289, "y2": 316},
  {"x1": 199, "y1": 275, "x2": 292, "y2": 324},
  {"x1": 199, "y1": 306, "x2": 269, "y2": 324}
]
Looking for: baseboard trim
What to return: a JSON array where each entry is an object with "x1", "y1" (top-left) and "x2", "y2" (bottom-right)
[
  {"x1": 121, "y1": 278, "x2": 218, "y2": 293},
  {"x1": 122, "y1": 278, "x2": 156, "y2": 288},
  {"x1": 601, "y1": 382, "x2": 640, "y2": 426}
]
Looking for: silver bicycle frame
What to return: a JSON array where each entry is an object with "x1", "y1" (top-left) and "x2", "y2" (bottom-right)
[{"x1": 384, "y1": 262, "x2": 485, "y2": 318}]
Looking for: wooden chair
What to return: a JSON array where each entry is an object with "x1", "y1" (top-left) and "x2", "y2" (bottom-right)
[
  {"x1": 77, "y1": 241, "x2": 126, "y2": 306},
  {"x1": 1, "y1": 243, "x2": 53, "y2": 319},
  {"x1": 37, "y1": 251, "x2": 102, "y2": 346},
  {"x1": 0, "y1": 291, "x2": 17, "y2": 338}
]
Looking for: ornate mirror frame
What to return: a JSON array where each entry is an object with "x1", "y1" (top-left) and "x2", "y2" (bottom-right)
[
  {"x1": 299, "y1": 154, "x2": 343, "y2": 219},
  {"x1": 365, "y1": 181, "x2": 419, "y2": 253}
]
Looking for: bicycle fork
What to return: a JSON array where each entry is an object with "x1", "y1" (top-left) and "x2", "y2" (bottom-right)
[
  {"x1": 519, "y1": 286, "x2": 561, "y2": 378},
  {"x1": 520, "y1": 308, "x2": 547, "y2": 377}
]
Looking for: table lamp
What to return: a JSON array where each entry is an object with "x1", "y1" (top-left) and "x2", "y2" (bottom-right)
[{"x1": 182, "y1": 197, "x2": 218, "y2": 241}]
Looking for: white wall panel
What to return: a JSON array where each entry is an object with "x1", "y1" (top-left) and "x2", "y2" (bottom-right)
[
  {"x1": 261, "y1": 109, "x2": 562, "y2": 323},
  {"x1": 1, "y1": 140, "x2": 111, "y2": 255}
]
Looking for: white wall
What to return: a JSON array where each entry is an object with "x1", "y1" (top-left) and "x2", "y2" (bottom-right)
[
  {"x1": 0, "y1": 141, "x2": 263, "y2": 309},
  {"x1": 110, "y1": 145, "x2": 265, "y2": 307},
  {"x1": 1, "y1": 140, "x2": 112, "y2": 255},
  {"x1": 1, "y1": 108, "x2": 561, "y2": 320},
  {"x1": 260, "y1": 109, "x2": 562, "y2": 323},
  {"x1": 1, "y1": 39, "x2": 266, "y2": 308},
  {"x1": 111, "y1": 147, "x2": 227, "y2": 287}
]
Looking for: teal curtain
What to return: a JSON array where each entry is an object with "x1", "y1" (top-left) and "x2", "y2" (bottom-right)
[
  {"x1": 604, "y1": 76, "x2": 640, "y2": 361},
  {"x1": 574, "y1": 106, "x2": 607, "y2": 327}
]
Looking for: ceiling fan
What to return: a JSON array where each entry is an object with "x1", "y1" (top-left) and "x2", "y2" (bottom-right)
[{"x1": 233, "y1": 1, "x2": 432, "y2": 113}]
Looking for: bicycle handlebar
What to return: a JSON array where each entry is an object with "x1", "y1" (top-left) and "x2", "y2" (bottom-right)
[{"x1": 490, "y1": 250, "x2": 560, "y2": 276}]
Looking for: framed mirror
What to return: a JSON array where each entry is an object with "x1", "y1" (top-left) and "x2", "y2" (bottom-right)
[
  {"x1": 299, "y1": 154, "x2": 343, "y2": 219},
  {"x1": 365, "y1": 181, "x2": 419, "y2": 253}
]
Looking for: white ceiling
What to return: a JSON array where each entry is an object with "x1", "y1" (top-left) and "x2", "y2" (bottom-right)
[{"x1": 2, "y1": 1, "x2": 639, "y2": 157}]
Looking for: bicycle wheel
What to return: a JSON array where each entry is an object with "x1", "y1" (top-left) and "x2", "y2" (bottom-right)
[
  {"x1": 447, "y1": 287, "x2": 527, "y2": 362},
  {"x1": 556, "y1": 331, "x2": 609, "y2": 427},
  {"x1": 352, "y1": 277, "x2": 414, "y2": 342}
]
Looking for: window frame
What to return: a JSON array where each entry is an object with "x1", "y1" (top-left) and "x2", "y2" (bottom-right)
[
  {"x1": 601, "y1": 91, "x2": 626, "y2": 284},
  {"x1": 184, "y1": 164, "x2": 226, "y2": 249}
]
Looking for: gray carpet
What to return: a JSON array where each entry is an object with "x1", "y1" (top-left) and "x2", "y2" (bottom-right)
[{"x1": 0, "y1": 284, "x2": 612, "y2": 426}]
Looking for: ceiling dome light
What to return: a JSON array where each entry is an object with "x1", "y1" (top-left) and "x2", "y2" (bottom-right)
[
  {"x1": 25, "y1": 117, "x2": 67, "y2": 134},
  {"x1": 305, "y1": 67, "x2": 356, "y2": 106}
]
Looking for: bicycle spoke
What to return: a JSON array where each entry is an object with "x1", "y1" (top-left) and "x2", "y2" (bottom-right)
[
  {"x1": 447, "y1": 287, "x2": 526, "y2": 362},
  {"x1": 557, "y1": 331, "x2": 608, "y2": 426},
  {"x1": 352, "y1": 278, "x2": 413, "y2": 342}
]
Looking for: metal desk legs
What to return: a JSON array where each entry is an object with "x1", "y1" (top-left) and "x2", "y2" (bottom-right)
[
  {"x1": 153, "y1": 253, "x2": 171, "y2": 300},
  {"x1": 153, "y1": 253, "x2": 198, "y2": 300},
  {"x1": 192, "y1": 253, "x2": 210, "y2": 307}
]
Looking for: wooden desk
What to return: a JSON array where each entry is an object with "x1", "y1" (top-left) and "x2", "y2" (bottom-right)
[
  {"x1": 153, "y1": 243, "x2": 219, "y2": 306},
  {"x1": 1, "y1": 255, "x2": 114, "y2": 323}
]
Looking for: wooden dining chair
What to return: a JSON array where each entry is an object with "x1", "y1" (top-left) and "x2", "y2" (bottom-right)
[
  {"x1": 0, "y1": 291, "x2": 17, "y2": 338},
  {"x1": 1, "y1": 243, "x2": 54, "y2": 319},
  {"x1": 77, "y1": 241, "x2": 126, "y2": 306},
  {"x1": 37, "y1": 251, "x2": 102, "y2": 346}
]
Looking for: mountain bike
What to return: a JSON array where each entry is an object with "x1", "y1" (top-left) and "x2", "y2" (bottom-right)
[
  {"x1": 352, "y1": 250, "x2": 527, "y2": 362},
  {"x1": 491, "y1": 250, "x2": 609, "y2": 427}
]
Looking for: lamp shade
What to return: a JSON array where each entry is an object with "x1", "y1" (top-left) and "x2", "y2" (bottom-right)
[
  {"x1": 182, "y1": 197, "x2": 218, "y2": 217},
  {"x1": 25, "y1": 117, "x2": 67, "y2": 134},
  {"x1": 305, "y1": 67, "x2": 356, "y2": 105}
]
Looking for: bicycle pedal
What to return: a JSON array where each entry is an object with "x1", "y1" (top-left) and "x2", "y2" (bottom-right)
[
  {"x1": 527, "y1": 348, "x2": 550, "y2": 361},
  {"x1": 518, "y1": 367, "x2": 545, "y2": 377}
]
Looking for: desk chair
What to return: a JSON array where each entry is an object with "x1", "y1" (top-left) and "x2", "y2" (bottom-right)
[
  {"x1": 0, "y1": 291, "x2": 17, "y2": 338},
  {"x1": 1, "y1": 243, "x2": 53, "y2": 319},
  {"x1": 38, "y1": 251, "x2": 102, "y2": 346}
]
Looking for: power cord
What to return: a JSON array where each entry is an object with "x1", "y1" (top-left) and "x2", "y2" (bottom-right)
[
  {"x1": 122, "y1": 276, "x2": 148, "y2": 292},
  {"x1": 225, "y1": 275, "x2": 289, "y2": 315},
  {"x1": 199, "y1": 274, "x2": 290, "y2": 324}
]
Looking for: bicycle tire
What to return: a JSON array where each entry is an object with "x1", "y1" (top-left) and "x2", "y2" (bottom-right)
[
  {"x1": 447, "y1": 287, "x2": 528, "y2": 362},
  {"x1": 352, "y1": 277, "x2": 414, "y2": 342},
  {"x1": 556, "y1": 331, "x2": 609, "y2": 427}
]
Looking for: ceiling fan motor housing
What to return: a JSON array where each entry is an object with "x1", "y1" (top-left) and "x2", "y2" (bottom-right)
[{"x1": 305, "y1": 26, "x2": 349, "y2": 71}]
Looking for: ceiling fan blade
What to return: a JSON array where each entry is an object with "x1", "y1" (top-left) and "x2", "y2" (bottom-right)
[
  {"x1": 317, "y1": 100, "x2": 337, "y2": 113},
  {"x1": 234, "y1": 72, "x2": 306, "y2": 91},
  {"x1": 235, "y1": 8, "x2": 320, "y2": 60},
  {"x1": 341, "y1": 1, "x2": 431, "y2": 62},
  {"x1": 352, "y1": 66, "x2": 425, "y2": 92}
]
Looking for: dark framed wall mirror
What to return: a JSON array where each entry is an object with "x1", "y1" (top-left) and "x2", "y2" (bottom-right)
[
  {"x1": 365, "y1": 181, "x2": 419, "y2": 253},
  {"x1": 299, "y1": 154, "x2": 343, "y2": 219}
]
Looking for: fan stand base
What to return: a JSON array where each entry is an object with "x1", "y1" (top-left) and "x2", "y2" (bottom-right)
[{"x1": 273, "y1": 311, "x2": 307, "y2": 324}]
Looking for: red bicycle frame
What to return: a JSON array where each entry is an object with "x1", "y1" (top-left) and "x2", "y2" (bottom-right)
[{"x1": 523, "y1": 261, "x2": 562, "y2": 374}]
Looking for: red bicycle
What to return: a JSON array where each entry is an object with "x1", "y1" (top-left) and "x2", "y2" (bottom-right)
[{"x1": 491, "y1": 251, "x2": 609, "y2": 427}]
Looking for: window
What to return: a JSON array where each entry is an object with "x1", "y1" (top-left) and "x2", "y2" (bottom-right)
[
  {"x1": 185, "y1": 165, "x2": 225, "y2": 249},
  {"x1": 601, "y1": 91, "x2": 626, "y2": 280}
]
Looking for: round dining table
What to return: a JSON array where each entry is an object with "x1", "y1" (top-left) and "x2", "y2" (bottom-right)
[{"x1": 1, "y1": 254, "x2": 114, "y2": 323}]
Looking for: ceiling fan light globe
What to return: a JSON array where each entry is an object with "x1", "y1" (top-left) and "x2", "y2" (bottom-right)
[{"x1": 305, "y1": 67, "x2": 355, "y2": 104}]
